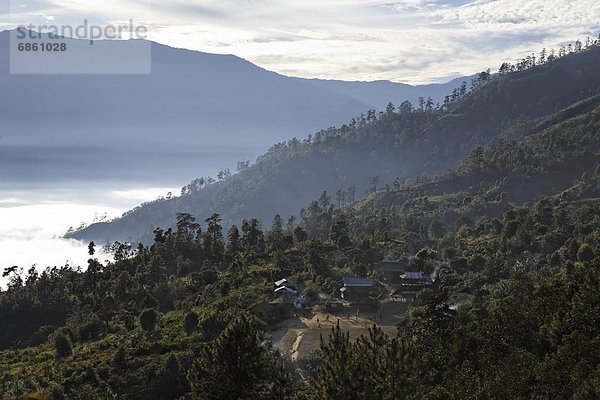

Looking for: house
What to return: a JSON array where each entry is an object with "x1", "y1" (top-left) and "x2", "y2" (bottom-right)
[
  {"x1": 405, "y1": 256, "x2": 420, "y2": 272},
  {"x1": 274, "y1": 286, "x2": 297, "y2": 302},
  {"x1": 378, "y1": 260, "x2": 407, "y2": 283},
  {"x1": 274, "y1": 278, "x2": 298, "y2": 302},
  {"x1": 274, "y1": 278, "x2": 298, "y2": 292},
  {"x1": 340, "y1": 277, "x2": 378, "y2": 302},
  {"x1": 275, "y1": 278, "x2": 293, "y2": 288},
  {"x1": 399, "y1": 271, "x2": 432, "y2": 292},
  {"x1": 274, "y1": 285, "x2": 297, "y2": 295},
  {"x1": 324, "y1": 298, "x2": 344, "y2": 312}
]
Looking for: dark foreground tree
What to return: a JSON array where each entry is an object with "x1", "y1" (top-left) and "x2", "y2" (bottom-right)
[
  {"x1": 311, "y1": 322, "x2": 411, "y2": 400},
  {"x1": 188, "y1": 316, "x2": 286, "y2": 400},
  {"x1": 310, "y1": 321, "x2": 355, "y2": 399}
]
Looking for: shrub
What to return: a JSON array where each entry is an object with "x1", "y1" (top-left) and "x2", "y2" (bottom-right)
[
  {"x1": 54, "y1": 332, "x2": 72, "y2": 360},
  {"x1": 78, "y1": 315, "x2": 103, "y2": 341},
  {"x1": 112, "y1": 346, "x2": 127, "y2": 368},
  {"x1": 139, "y1": 308, "x2": 158, "y2": 332},
  {"x1": 184, "y1": 311, "x2": 199, "y2": 335},
  {"x1": 28, "y1": 325, "x2": 56, "y2": 347},
  {"x1": 577, "y1": 243, "x2": 595, "y2": 263}
]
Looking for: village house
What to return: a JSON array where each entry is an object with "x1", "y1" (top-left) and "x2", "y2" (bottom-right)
[
  {"x1": 274, "y1": 278, "x2": 298, "y2": 302},
  {"x1": 399, "y1": 271, "x2": 432, "y2": 292},
  {"x1": 378, "y1": 260, "x2": 407, "y2": 283},
  {"x1": 340, "y1": 277, "x2": 379, "y2": 303},
  {"x1": 274, "y1": 278, "x2": 297, "y2": 292},
  {"x1": 388, "y1": 256, "x2": 433, "y2": 292},
  {"x1": 247, "y1": 278, "x2": 302, "y2": 324}
]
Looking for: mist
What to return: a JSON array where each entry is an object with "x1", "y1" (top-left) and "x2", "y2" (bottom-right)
[{"x1": 0, "y1": 185, "x2": 178, "y2": 289}]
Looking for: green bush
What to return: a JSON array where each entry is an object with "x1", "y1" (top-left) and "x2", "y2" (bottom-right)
[
  {"x1": 78, "y1": 315, "x2": 103, "y2": 341},
  {"x1": 139, "y1": 308, "x2": 158, "y2": 332},
  {"x1": 54, "y1": 332, "x2": 72, "y2": 360},
  {"x1": 577, "y1": 243, "x2": 595, "y2": 262},
  {"x1": 184, "y1": 311, "x2": 199, "y2": 335}
]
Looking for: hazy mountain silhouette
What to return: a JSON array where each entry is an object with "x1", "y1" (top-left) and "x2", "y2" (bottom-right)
[{"x1": 0, "y1": 29, "x2": 465, "y2": 187}]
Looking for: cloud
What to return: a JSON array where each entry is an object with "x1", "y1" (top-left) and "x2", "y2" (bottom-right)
[
  {"x1": 107, "y1": 187, "x2": 180, "y2": 203},
  {"x1": 148, "y1": 1, "x2": 229, "y2": 20},
  {"x1": 0, "y1": 198, "x2": 30, "y2": 208},
  {"x1": 0, "y1": 202, "x2": 122, "y2": 288},
  {"x1": 5, "y1": 0, "x2": 600, "y2": 83}
]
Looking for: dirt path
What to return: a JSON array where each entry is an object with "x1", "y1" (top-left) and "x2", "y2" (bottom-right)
[
  {"x1": 290, "y1": 330, "x2": 304, "y2": 362},
  {"x1": 273, "y1": 307, "x2": 406, "y2": 361}
]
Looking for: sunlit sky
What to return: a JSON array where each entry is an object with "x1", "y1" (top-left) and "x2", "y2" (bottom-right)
[{"x1": 2, "y1": 0, "x2": 599, "y2": 83}]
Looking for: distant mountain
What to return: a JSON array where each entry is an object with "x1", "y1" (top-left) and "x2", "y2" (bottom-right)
[
  {"x1": 300, "y1": 76, "x2": 474, "y2": 111},
  {"x1": 0, "y1": 29, "x2": 465, "y2": 187},
  {"x1": 69, "y1": 46, "x2": 600, "y2": 244}
]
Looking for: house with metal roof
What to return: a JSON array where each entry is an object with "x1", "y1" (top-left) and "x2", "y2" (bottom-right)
[
  {"x1": 275, "y1": 278, "x2": 291, "y2": 287},
  {"x1": 273, "y1": 278, "x2": 299, "y2": 304},
  {"x1": 342, "y1": 277, "x2": 375, "y2": 287},
  {"x1": 274, "y1": 285, "x2": 297, "y2": 295},
  {"x1": 274, "y1": 278, "x2": 297, "y2": 292},
  {"x1": 399, "y1": 271, "x2": 432, "y2": 292},
  {"x1": 340, "y1": 277, "x2": 378, "y2": 302}
]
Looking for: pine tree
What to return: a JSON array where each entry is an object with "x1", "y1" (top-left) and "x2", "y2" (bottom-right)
[
  {"x1": 311, "y1": 321, "x2": 357, "y2": 400},
  {"x1": 164, "y1": 352, "x2": 186, "y2": 398},
  {"x1": 204, "y1": 214, "x2": 225, "y2": 263},
  {"x1": 266, "y1": 215, "x2": 285, "y2": 252},
  {"x1": 242, "y1": 218, "x2": 266, "y2": 263},
  {"x1": 226, "y1": 225, "x2": 242, "y2": 260},
  {"x1": 189, "y1": 316, "x2": 281, "y2": 400}
]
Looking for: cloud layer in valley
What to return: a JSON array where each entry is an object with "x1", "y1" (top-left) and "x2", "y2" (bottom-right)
[{"x1": 0, "y1": 187, "x2": 178, "y2": 288}]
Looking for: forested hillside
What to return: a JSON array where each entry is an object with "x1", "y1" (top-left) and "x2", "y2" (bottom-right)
[
  {"x1": 2, "y1": 42, "x2": 600, "y2": 399},
  {"x1": 349, "y1": 93, "x2": 600, "y2": 241},
  {"x1": 0, "y1": 86, "x2": 600, "y2": 400},
  {"x1": 71, "y1": 45, "x2": 600, "y2": 244},
  {"x1": 0, "y1": 39, "x2": 600, "y2": 400}
]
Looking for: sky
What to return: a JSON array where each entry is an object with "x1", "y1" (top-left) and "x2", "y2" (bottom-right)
[{"x1": 1, "y1": 0, "x2": 599, "y2": 83}]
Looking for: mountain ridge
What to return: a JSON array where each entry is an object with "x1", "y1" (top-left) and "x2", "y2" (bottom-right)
[
  {"x1": 69, "y1": 45, "x2": 600, "y2": 244},
  {"x1": 0, "y1": 28, "x2": 470, "y2": 188}
]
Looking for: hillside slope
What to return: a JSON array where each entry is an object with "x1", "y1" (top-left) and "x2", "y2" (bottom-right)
[
  {"x1": 70, "y1": 46, "x2": 600, "y2": 244},
  {"x1": 348, "y1": 93, "x2": 600, "y2": 244}
]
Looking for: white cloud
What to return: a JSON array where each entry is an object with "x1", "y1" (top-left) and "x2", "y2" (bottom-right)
[
  {"x1": 0, "y1": 184, "x2": 181, "y2": 288},
  {"x1": 4, "y1": 0, "x2": 600, "y2": 82},
  {"x1": 0, "y1": 202, "x2": 122, "y2": 288},
  {"x1": 107, "y1": 187, "x2": 180, "y2": 203}
]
